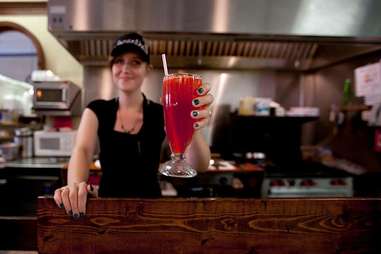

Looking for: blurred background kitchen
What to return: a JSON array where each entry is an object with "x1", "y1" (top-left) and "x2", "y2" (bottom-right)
[{"x1": 1, "y1": 0, "x2": 381, "y2": 225}]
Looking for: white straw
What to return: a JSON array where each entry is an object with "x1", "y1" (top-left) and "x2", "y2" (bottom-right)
[{"x1": 161, "y1": 54, "x2": 169, "y2": 76}]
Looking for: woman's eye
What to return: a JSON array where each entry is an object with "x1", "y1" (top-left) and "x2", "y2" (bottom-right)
[
  {"x1": 114, "y1": 59, "x2": 124, "y2": 65},
  {"x1": 131, "y1": 60, "x2": 142, "y2": 66}
]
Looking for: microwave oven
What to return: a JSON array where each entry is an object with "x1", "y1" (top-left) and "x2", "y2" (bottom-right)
[
  {"x1": 32, "y1": 81, "x2": 81, "y2": 116},
  {"x1": 34, "y1": 130, "x2": 77, "y2": 157}
]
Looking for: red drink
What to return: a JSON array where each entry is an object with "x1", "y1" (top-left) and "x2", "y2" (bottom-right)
[
  {"x1": 160, "y1": 73, "x2": 202, "y2": 178},
  {"x1": 163, "y1": 73, "x2": 202, "y2": 154}
]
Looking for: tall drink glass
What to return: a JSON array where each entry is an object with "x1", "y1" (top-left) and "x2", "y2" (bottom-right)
[{"x1": 159, "y1": 73, "x2": 202, "y2": 178}]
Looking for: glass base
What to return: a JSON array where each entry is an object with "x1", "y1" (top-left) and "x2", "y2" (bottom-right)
[{"x1": 159, "y1": 154, "x2": 197, "y2": 178}]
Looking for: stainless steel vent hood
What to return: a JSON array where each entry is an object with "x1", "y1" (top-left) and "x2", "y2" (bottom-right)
[{"x1": 48, "y1": 0, "x2": 381, "y2": 70}]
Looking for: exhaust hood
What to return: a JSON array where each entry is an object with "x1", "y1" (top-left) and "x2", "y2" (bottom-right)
[{"x1": 47, "y1": 0, "x2": 381, "y2": 70}]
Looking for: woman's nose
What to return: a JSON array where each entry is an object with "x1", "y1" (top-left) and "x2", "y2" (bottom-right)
[{"x1": 122, "y1": 62, "x2": 132, "y2": 71}]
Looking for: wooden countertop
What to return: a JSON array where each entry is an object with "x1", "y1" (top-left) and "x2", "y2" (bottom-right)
[{"x1": 37, "y1": 197, "x2": 381, "y2": 254}]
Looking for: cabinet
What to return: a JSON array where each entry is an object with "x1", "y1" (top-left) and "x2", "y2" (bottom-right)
[
  {"x1": 0, "y1": 167, "x2": 61, "y2": 216},
  {"x1": 230, "y1": 115, "x2": 318, "y2": 167}
]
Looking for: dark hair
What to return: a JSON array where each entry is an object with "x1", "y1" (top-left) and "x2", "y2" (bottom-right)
[{"x1": 110, "y1": 32, "x2": 149, "y2": 65}]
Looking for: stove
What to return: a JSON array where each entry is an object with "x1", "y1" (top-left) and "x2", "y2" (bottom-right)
[{"x1": 261, "y1": 162, "x2": 354, "y2": 198}]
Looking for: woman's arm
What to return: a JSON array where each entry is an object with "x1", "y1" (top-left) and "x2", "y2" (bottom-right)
[
  {"x1": 185, "y1": 130, "x2": 211, "y2": 172},
  {"x1": 67, "y1": 108, "x2": 98, "y2": 185},
  {"x1": 54, "y1": 108, "x2": 98, "y2": 217}
]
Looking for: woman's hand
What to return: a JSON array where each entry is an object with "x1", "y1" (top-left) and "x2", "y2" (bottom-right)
[
  {"x1": 191, "y1": 82, "x2": 214, "y2": 130},
  {"x1": 53, "y1": 182, "x2": 98, "y2": 218}
]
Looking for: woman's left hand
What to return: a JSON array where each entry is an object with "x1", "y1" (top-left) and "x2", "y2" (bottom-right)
[{"x1": 191, "y1": 83, "x2": 214, "y2": 130}]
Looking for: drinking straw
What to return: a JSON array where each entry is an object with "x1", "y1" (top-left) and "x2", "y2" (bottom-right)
[{"x1": 161, "y1": 54, "x2": 169, "y2": 76}]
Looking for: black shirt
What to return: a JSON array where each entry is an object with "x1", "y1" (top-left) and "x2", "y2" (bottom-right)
[{"x1": 87, "y1": 94, "x2": 165, "y2": 197}]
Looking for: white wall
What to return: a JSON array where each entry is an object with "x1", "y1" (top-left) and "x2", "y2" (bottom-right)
[{"x1": 0, "y1": 14, "x2": 83, "y2": 87}]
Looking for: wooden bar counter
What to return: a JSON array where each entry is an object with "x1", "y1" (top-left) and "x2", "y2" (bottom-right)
[{"x1": 37, "y1": 197, "x2": 381, "y2": 254}]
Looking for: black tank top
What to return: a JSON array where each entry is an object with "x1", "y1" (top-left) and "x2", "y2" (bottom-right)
[{"x1": 87, "y1": 94, "x2": 165, "y2": 197}]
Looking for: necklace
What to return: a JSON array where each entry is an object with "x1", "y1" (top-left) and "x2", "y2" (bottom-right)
[{"x1": 117, "y1": 99, "x2": 143, "y2": 134}]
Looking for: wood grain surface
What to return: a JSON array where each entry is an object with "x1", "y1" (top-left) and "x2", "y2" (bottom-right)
[{"x1": 37, "y1": 197, "x2": 381, "y2": 254}]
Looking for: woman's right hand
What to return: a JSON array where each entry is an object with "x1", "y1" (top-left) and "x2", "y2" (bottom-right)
[{"x1": 53, "y1": 182, "x2": 98, "y2": 218}]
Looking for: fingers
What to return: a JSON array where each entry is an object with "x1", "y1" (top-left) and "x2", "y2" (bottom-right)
[
  {"x1": 192, "y1": 87, "x2": 214, "y2": 130},
  {"x1": 53, "y1": 188, "x2": 64, "y2": 208},
  {"x1": 191, "y1": 108, "x2": 212, "y2": 130},
  {"x1": 87, "y1": 184, "x2": 99, "y2": 198},
  {"x1": 192, "y1": 93, "x2": 214, "y2": 108},
  {"x1": 193, "y1": 118, "x2": 209, "y2": 130},
  {"x1": 77, "y1": 182, "x2": 88, "y2": 216},
  {"x1": 55, "y1": 182, "x2": 89, "y2": 219},
  {"x1": 195, "y1": 82, "x2": 211, "y2": 96},
  {"x1": 87, "y1": 184, "x2": 93, "y2": 193},
  {"x1": 61, "y1": 186, "x2": 72, "y2": 216},
  {"x1": 69, "y1": 184, "x2": 79, "y2": 218},
  {"x1": 190, "y1": 108, "x2": 210, "y2": 120}
]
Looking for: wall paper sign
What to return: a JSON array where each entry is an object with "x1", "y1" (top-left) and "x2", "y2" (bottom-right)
[{"x1": 355, "y1": 62, "x2": 381, "y2": 97}]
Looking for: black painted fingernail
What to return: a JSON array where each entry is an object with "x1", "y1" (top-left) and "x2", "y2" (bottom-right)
[
  {"x1": 59, "y1": 203, "x2": 64, "y2": 209},
  {"x1": 197, "y1": 87, "x2": 204, "y2": 95},
  {"x1": 73, "y1": 213, "x2": 79, "y2": 219},
  {"x1": 193, "y1": 99, "x2": 200, "y2": 106},
  {"x1": 192, "y1": 111, "x2": 198, "y2": 117},
  {"x1": 79, "y1": 212, "x2": 85, "y2": 218},
  {"x1": 194, "y1": 122, "x2": 200, "y2": 129},
  {"x1": 68, "y1": 210, "x2": 73, "y2": 216}
]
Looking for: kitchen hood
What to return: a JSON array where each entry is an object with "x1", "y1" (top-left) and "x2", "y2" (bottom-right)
[{"x1": 47, "y1": 0, "x2": 381, "y2": 70}]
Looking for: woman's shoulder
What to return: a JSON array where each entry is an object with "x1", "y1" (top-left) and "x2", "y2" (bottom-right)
[
  {"x1": 86, "y1": 98, "x2": 117, "y2": 114},
  {"x1": 146, "y1": 99, "x2": 162, "y2": 109},
  {"x1": 145, "y1": 98, "x2": 163, "y2": 116}
]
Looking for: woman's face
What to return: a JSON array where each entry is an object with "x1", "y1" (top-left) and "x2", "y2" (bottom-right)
[{"x1": 111, "y1": 52, "x2": 149, "y2": 93}]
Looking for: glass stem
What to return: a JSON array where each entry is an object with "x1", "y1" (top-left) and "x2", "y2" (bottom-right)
[{"x1": 172, "y1": 153, "x2": 185, "y2": 160}]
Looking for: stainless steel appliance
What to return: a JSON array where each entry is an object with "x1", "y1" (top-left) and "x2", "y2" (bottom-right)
[
  {"x1": 33, "y1": 130, "x2": 76, "y2": 157},
  {"x1": 14, "y1": 127, "x2": 33, "y2": 158},
  {"x1": 261, "y1": 163, "x2": 354, "y2": 197},
  {"x1": 47, "y1": 0, "x2": 381, "y2": 70},
  {"x1": 262, "y1": 177, "x2": 353, "y2": 197},
  {"x1": 0, "y1": 142, "x2": 20, "y2": 161},
  {"x1": 32, "y1": 81, "x2": 81, "y2": 116}
]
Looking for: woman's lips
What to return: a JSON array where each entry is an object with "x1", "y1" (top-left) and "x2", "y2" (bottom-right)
[{"x1": 119, "y1": 76, "x2": 134, "y2": 81}]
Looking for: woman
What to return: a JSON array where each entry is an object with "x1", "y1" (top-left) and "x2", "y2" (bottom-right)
[{"x1": 54, "y1": 33, "x2": 213, "y2": 218}]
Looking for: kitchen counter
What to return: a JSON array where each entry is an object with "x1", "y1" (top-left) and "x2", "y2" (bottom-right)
[
  {"x1": 4, "y1": 157, "x2": 69, "y2": 169},
  {"x1": 0, "y1": 158, "x2": 65, "y2": 217}
]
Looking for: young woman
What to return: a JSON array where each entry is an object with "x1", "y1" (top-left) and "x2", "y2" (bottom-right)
[{"x1": 54, "y1": 33, "x2": 213, "y2": 218}]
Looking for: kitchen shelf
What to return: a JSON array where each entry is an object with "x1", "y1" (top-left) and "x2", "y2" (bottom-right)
[
  {"x1": 233, "y1": 115, "x2": 319, "y2": 124},
  {"x1": 340, "y1": 105, "x2": 371, "y2": 112},
  {"x1": 0, "y1": 121, "x2": 20, "y2": 127}
]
